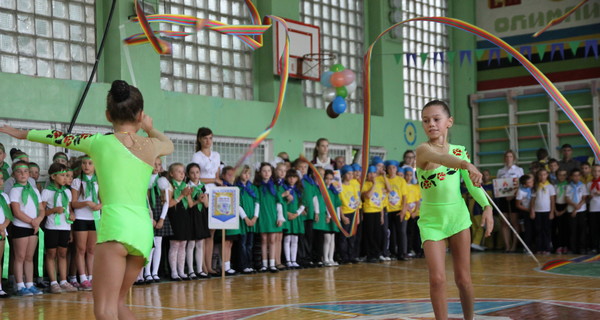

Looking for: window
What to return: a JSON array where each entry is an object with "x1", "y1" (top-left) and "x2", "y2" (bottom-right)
[
  {"x1": 401, "y1": 0, "x2": 449, "y2": 120},
  {"x1": 159, "y1": 0, "x2": 254, "y2": 100},
  {"x1": 300, "y1": 0, "x2": 364, "y2": 113},
  {"x1": 0, "y1": 0, "x2": 96, "y2": 81},
  {"x1": 164, "y1": 132, "x2": 270, "y2": 170}
]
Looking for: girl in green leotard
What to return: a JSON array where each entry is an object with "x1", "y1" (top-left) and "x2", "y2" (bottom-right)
[
  {"x1": 415, "y1": 100, "x2": 493, "y2": 320},
  {"x1": 0, "y1": 80, "x2": 174, "y2": 319}
]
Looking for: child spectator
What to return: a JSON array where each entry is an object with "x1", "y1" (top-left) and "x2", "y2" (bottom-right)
[
  {"x1": 531, "y1": 169, "x2": 555, "y2": 254},
  {"x1": 565, "y1": 169, "x2": 589, "y2": 254}
]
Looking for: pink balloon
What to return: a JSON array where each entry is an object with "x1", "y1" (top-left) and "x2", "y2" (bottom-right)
[
  {"x1": 330, "y1": 72, "x2": 346, "y2": 88},
  {"x1": 341, "y1": 69, "x2": 355, "y2": 85}
]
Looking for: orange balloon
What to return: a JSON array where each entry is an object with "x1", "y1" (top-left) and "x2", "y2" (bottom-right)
[{"x1": 330, "y1": 72, "x2": 346, "y2": 87}]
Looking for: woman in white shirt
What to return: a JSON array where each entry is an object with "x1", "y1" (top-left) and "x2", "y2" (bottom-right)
[
  {"x1": 496, "y1": 150, "x2": 524, "y2": 252},
  {"x1": 311, "y1": 138, "x2": 335, "y2": 170},
  {"x1": 190, "y1": 127, "x2": 221, "y2": 275}
]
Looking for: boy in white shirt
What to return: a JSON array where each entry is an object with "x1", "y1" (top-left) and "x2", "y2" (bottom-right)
[
  {"x1": 566, "y1": 168, "x2": 589, "y2": 254},
  {"x1": 531, "y1": 169, "x2": 555, "y2": 254}
]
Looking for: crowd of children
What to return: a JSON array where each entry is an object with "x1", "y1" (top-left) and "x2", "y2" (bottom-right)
[
  {"x1": 480, "y1": 145, "x2": 600, "y2": 255},
  {"x1": 0, "y1": 138, "x2": 428, "y2": 297},
  {"x1": 1, "y1": 136, "x2": 597, "y2": 298}
]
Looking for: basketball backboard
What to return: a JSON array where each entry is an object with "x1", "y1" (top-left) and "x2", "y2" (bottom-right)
[{"x1": 273, "y1": 18, "x2": 321, "y2": 81}]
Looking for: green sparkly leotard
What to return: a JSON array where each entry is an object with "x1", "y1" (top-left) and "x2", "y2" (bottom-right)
[
  {"x1": 28, "y1": 130, "x2": 171, "y2": 263},
  {"x1": 416, "y1": 144, "x2": 489, "y2": 243}
]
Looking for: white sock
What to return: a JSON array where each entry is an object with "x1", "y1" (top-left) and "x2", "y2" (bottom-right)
[
  {"x1": 145, "y1": 247, "x2": 155, "y2": 276},
  {"x1": 17, "y1": 282, "x2": 25, "y2": 289},
  {"x1": 79, "y1": 275, "x2": 88, "y2": 283},
  {"x1": 195, "y1": 240, "x2": 204, "y2": 274},
  {"x1": 224, "y1": 261, "x2": 230, "y2": 270},
  {"x1": 59, "y1": 280, "x2": 67, "y2": 286},
  {"x1": 50, "y1": 281, "x2": 58, "y2": 286},
  {"x1": 262, "y1": 259, "x2": 268, "y2": 268},
  {"x1": 283, "y1": 235, "x2": 292, "y2": 262},
  {"x1": 290, "y1": 235, "x2": 298, "y2": 262},
  {"x1": 137, "y1": 270, "x2": 144, "y2": 281},
  {"x1": 88, "y1": 275, "x2": 93, "y2": 281},
  {"x1": 328, "y1": 234, "x2": 335, "y2": 262},
  {"x1": 186, "y1": 241, "x2": 196, "y2": 274},
  {"x1": 269, "y1": 259, "x2": 275, "y2": 267},
  {"x1": 323, "y1": 234, "x2": 331, "y2": 262},
  {"x1": 151, "y1": 236, "x2": 163, "y2": 275},
  {"x1": 25, "y1": 282, "x2": 34, "y2": 288},
  {"x1": 68, "y1": 276, "x2": 77, "y2": 282},
  {"x1": 177, "y1": 241, "x2": 187, "y2": 276},
  {"x1": 169, "y1": 240, "x2": 180, "y2": 278}
]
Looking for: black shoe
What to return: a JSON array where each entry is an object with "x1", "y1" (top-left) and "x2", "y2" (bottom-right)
[
  {"x1": 134, "y1": 279, "x2": 145, "y2": 285},
  {"x1": 276, "y1": 264, "x2": 287, "y2": 271},
  {"x1": 188, "y1": 272, "x2": 198, "y2": 280},
  {"x1": 316, "y1": 261, "x2": 324, "y2": 268},
  {"x1": 144, "y1": 275, "x2": 154, "y2": 284},
  {"x1": 198, "y1": 272, "x2": 210, "y2": 279},
  {"x1": 0, "y1": 290, "x2": 10, "y2": 298},
  {"x1": 170, "y1": 276, "x2": 182, "y2": 282},
  {"x1": 258, "y1": 266, "x2": 268, "y2": 273},
  {"x1": 268, "y1": 266, "x2": 279, "y2": 273},
  {"x1": 225, "y1": 269, "x2": 237, "y2": 276}
]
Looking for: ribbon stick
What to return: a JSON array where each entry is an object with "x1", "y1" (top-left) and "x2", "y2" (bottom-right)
[
  {"x1": 483, "y1": 188, "x2": 540, "y2": 267},
  {"x1": 300, "y1": 156, "x2": 359, "y2": 237},
  {"x1": 533, "y1": 0, "x2": 589, "y2": 38},
  {"x1": 361, "y1": 17, "x2": 600, "y2": 191}
]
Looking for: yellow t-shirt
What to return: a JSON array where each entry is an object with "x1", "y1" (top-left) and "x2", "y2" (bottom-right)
[
  {"x1": 387, "y1": 175, "x2": 408, "y2": 212},
  {"x1": 350, "y1": 179, "x2": 360, "y2": 189},
  {"x1": 340, "y1": 182, "x2": 361, "y2": 214},
  {"x1": 406, "y1": 183, "x2": 421, "y2": 216},
  {"x1": 361, "y1": 179, "x2": 385, "y2": 213}
]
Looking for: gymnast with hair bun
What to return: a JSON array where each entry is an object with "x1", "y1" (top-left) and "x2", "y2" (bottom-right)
[{"x1": 0, "y1": 80, "x2": 174, "y2": 320}]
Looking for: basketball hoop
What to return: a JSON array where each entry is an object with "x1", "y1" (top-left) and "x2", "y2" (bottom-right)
[{"x1": 298, "y1": 53, "x2": 336, "y2": 81}]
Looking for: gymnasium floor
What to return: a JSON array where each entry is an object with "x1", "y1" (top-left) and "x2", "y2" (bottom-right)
[{"x1": 2, "y1": 253, "x2": 600, "y2": 319}]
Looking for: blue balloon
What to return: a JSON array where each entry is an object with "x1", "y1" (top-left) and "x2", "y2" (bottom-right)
[
  {"x1": 320, "y1": 71, "x2": 334, "y2": 88},
  {"x1": 332, "y1": 96, "x2": 347, "y2": 114}
]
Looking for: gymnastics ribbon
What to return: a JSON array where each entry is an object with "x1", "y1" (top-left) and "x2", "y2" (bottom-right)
[
  {"x1": 126, "y1": 0, "x2": 290, "y2": 170},
  {"x1": 533, "y1": 0, "x2": 589, "y2": 38},
  {"x1": 360, "y1": 17, "x2": 600, "y2": 190},
  {"x1": 133, "y1": 0, "x2": 171, "y2": 54},
  {"x1": 299, "y1": 156, "x2": 358, "y2": 237}
]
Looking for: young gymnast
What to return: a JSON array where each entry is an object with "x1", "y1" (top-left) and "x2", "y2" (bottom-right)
[
  {"x1": 415, "y1": 100, "x2": 493, "y2": 320},
  {"x1": 0, "y1": 80, "x2": 174, "y2": 319}
]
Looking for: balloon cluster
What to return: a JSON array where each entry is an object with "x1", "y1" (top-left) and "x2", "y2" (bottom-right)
[{"x1": 320, "y1": 64, "x2": 356, "y2": 118}]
